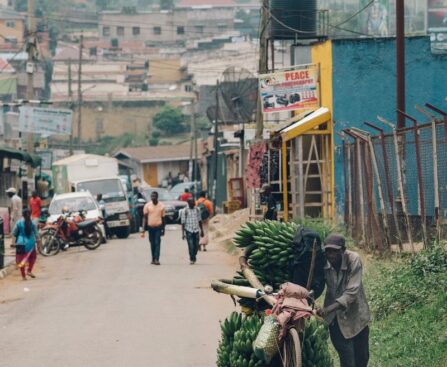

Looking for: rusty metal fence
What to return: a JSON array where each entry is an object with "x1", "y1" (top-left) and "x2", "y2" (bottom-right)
[{"x1": 341, "y1": 104, "x2": 447, "y2": 252}]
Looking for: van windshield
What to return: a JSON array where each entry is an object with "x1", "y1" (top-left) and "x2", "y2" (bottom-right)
[
  {"x1": 77, "y1": 179, "x2": 126, "y2": 203},
  {"x1": 50, "y1": 196, "x2": 97, "y2": 214}
]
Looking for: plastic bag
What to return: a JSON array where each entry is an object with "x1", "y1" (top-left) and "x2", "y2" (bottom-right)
[{"x1": 252, "y1": 315, "x2": 280, "y2": 363}]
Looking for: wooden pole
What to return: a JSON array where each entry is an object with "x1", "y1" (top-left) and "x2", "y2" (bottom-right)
[
  {"x1": 26, "y1": 0, "x2": 36, "y2": 178},
  {"x1": 378, "y1": 116, "x2": 413, "y2": 252},
  {"x1": 77, "y1": 34, "x2": 83, "y2": 149}
]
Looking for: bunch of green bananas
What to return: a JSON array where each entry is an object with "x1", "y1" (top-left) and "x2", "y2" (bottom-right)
[
  {"x1": 302, "y1": 319, "x2": 334, "y2": 367},
  {"x1": 233, "y1": 221, "x2": 299, "y2": 290},
  {"x1": 217, "y1": 312, "x2": 266, "y2": 367}
]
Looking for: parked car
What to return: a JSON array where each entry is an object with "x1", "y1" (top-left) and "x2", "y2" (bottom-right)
[
  {"x1": 47, "y1": 192, "x2": 107, "y2": 241},
  {"x1": 170, "y1": 181, "x2": 202, "y2": 200},
  {"x1": 142, "y1": 187, "x2": 187, "y2": 223}
]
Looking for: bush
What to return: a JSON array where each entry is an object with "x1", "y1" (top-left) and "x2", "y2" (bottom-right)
[
  {"x1": 153, "y1": 106, "x2": 188, "y2": 135},
  {"x1": 368, "y1": 245, "x2": 447, "y2": 320}
]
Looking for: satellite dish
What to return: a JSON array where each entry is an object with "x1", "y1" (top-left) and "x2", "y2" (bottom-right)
[{"x1": 220, "y1": 67, "x2": 258, "y2": 124}]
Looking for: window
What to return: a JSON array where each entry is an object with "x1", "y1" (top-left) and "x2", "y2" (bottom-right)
[
  {"x1": 6, "y1": 21, "x2": 15, "y2": 28},
  {"x1": 103, "y1": 26, "x2": 110, "y2": 37},
  {"x1": 132, "y1": 26, "x2": 140, "y2": 36},
  {"x1": 177, "y1": 26, "x2": 185, "y2": 35},
  {"x1": 194, "y1": 25, "x2": 204, "y2": 34},
  {"x1": 5, "y1": 37, "x2": 17, "y2": 45},
  {"x1": 117, "y1": 26, "x2": 124, "y2": 36},
  {"x1": 153, "y1": 26, "x2": 161, "y2": 35}
]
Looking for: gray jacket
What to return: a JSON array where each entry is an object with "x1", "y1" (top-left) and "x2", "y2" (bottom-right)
[{"x1": 323, "y1": 250, "x2": 370, "y2": 339}]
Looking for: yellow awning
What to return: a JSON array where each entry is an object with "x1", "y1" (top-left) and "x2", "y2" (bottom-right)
[{"x1": 279, "y1": 107, "x2": 331, "y2": 142}]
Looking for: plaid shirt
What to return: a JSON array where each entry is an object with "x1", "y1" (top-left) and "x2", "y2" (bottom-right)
[{"x1": 181, "y1": 207, "x2": 201, "y2": 233}]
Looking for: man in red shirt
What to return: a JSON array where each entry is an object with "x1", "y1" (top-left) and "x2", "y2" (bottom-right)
[
  {"x1": 179, "y1": 188, "x2": 193, "y2": 202},
  {"x1": 29, "y1": 191, "x2": 42, "y2": 220}
]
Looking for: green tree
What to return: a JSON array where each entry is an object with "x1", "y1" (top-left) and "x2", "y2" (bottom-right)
[{"x1": 153, "y1": 106, "x2": 187, "y2": 135}]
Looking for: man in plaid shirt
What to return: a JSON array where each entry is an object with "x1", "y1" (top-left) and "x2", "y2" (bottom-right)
[{"x1": 181, "y1": 198, "x2": 204, "y2": 264}]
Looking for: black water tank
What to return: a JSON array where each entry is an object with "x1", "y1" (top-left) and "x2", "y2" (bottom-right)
[{"x1": 270, "y1": 0, "x2": 317, "y2": 40}]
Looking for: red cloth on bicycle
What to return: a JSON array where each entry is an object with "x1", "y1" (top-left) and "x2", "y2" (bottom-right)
[{"x1": 272, "y1": 282, "x2": 313, "y2": 339}]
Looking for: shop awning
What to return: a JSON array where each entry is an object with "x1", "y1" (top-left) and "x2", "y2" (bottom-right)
[
  {"x1": 279, "y1": 107, "x2": 331, "y2": 142},
  {"x1": 0, "y1": 146, "x2": 42, "y2": 168}
]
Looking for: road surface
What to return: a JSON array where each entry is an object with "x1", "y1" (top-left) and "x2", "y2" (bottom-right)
[{"x1": 0, "y1": 225, "x2": 236, "y2": 367}]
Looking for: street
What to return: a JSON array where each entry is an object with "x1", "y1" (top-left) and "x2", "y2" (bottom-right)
[{"x1": 0, "y1": 225, "x2": 236, "y2": 367}]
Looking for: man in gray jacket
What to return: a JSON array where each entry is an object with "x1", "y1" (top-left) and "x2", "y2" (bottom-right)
[{"x1": 317, "y1": 234, "x2": 370, "y2": 367}]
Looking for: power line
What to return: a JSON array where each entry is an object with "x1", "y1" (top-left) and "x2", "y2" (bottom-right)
[{"x1": 332, "y1": 0, "x2": 375, "y2": 27}]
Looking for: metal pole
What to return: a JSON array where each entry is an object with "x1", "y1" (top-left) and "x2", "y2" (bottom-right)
[
  {"x1": 365, "y1": 121, "x2": 403, "y2": 247},
  {"x1": 255, "y1": 0, "x2": 269, "y2": 140},
  {"x1": 212, "y1": 81, "x2": 219, "y2": 211},
  {"x1": 397, "y1": 111, "x2": 428, "y2": 248},
  {"x1": 352, "y1": 128, "x2": 392, "y2": 249},
  {"x1": 193, "y1": 100, "x2": 198, "y2": 191},
  {"x1": 416, "y1": 105, "x2": 441, "y2": 243},
  {"x1": 77, "y1": 34, "x2": 83, "y2": 149},
  {"x1": 26, "y1": 0, "x2": 36, "y2": 178},
  {"x1": 68, "y1": 58, "x2": 74, "y2": 155},
  {"x1": 378, "y1": 116, "x2": 413, "y2": 252},
  {"x1": 396, "y1": 0, "x2": 406, "y2": 128}
]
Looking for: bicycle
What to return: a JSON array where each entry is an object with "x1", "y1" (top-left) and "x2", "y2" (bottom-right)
[{"x1": 212, "y1": 251, "x2": 318, "y2": 367}]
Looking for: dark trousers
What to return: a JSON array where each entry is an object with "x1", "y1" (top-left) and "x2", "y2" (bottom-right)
[
  {"x1": 329, "y1": 319, "x2": 369, "y2": 367},
  {"x1": 185, "y1": 231, "x2": 199, "y2": 262},
  {"x1": 148, "y1": 226, "x2": 162, "y2": 261}
]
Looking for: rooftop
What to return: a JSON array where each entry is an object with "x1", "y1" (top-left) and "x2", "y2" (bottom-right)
[{"x1": 115, "y1": 142, "x2": 199, "y2": 163}]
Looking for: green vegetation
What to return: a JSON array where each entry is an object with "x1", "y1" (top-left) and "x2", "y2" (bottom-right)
[
  {"x1": 365, "y1": 245, "x2": 447, "y2": 367},
  {"x1": 153, "y1": 105, "x2": 188, "y2": 135},
  {"x1": 85, "y1": 133, "x2": 148, "y2": 155}
]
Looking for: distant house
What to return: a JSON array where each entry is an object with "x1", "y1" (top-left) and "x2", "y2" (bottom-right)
[
  {"x1": 114, "y1": 143, "x2": 197, "y2": 187},
  {"x1": 98, "y1": 3, "x2": 237, "y2": 46},
  {"x1": 0, "y1": 8, "x2": 24, "y2": 50}
]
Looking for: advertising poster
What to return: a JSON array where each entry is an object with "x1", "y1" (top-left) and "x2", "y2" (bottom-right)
[
  {"x1": 428, "y1": 0, "x2": 447, "y2": 54},
  {"x1": 19, "y1": 106, "x2": 72, "y2": 135},
  {"x1": 259, "y1": 64, "x2": 320, "y2": 114}
]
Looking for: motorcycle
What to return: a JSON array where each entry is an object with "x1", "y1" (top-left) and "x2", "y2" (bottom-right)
[{"x1": 38, "y1": 211, "x2": 103, "y2": 256}]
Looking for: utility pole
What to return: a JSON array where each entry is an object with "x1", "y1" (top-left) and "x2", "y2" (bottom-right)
[
  {"x1": 396, "y1": 0, "x2": 405, "y2": 128},
  {"x1": 68, "y1": 58, "x2": 74, "y2": 154},
  {"x1": 193, "y1": 103, "x2": 198, "y2": 189},
  {"x1": 77, "y1": 34, "x2": 83, "y2": 149},
  {"x1": 26, "y1": 0, "x2": 36, "y2": 177},
  {"x1": 255, "y1": 0, "x2": 269, "y2": 140},
  {"x1": 212, "y1": 80, "x2": 220, "y2": 210}
]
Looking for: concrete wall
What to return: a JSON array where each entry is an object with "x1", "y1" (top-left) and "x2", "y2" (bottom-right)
[
  {"x1": 56, "y1": 100, "x2": 165, "y2": 142},
  {"x1": 99, "y1": 8, "x2": 235, "y2": 45},
  {"x1": 329, "y1": 36, "x2": 447, "y2": 213}
]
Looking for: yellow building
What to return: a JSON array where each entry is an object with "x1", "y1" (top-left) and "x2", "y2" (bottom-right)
[{"x1": 0, "y1": 9, "x2": 24, "y2": 49}]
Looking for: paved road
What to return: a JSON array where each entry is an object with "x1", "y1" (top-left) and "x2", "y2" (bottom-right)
[{"x1": 0, "y1": 225, "x2": 236, "y2": 367}]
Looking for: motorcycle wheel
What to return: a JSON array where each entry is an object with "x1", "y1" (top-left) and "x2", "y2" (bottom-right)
[
  {"x1": 39, "y1": 229, "x2": 61, "y2": 257},
  {"x1": 84, "y1": 226, "x2": 102, "y2": 250}
]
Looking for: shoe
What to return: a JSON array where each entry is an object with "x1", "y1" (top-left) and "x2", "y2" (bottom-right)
[
  {"x1": 27, "y1": 272, "x2": 36, "y2": 278},
  {"x1": 190, "y1": 261, "x2": 194, "y2": 265},
  {"x1": 155, "y1": 260, "x2": 161, "y2": 265},
  {"x1": 203, "y1": 248, "x2": 207, "y2": 252}
]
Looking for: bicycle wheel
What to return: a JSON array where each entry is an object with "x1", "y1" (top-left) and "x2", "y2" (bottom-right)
[
  {"x1": 39, "y1": 230, "x2": 60, "y2": 256},
  {"x1": 282, "y1": 327, "x2": 302, "y2": 367}
]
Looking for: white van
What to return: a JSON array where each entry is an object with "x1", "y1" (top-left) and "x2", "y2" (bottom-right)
[{"x1": 73, "y1": 177, "x2": 131, "y2": 239}]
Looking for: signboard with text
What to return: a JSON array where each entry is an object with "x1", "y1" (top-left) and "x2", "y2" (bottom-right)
[
  {"x1": 19, "y1": 106, "x2": 72, "y2": 136},
  {"x1": 428, "y1": 0, "x2": 447, "y2": 54},
  {"x1": 259, "y1": 64, "x2": 320, "y2": 114}
]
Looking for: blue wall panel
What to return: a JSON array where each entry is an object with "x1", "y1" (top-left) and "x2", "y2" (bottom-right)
[{"x1": 331, "y1": 36, "x2": 447, "y2": 214}]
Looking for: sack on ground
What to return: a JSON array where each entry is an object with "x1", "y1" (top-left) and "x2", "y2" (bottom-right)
[{"x1": 253, "y1": 315, "x2": 280, "y2": 363}]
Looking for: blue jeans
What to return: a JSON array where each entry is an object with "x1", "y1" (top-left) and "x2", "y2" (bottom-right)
[
  {"x1": 148, "y1": 226, "x2": 162, "y2": 261},
  {"x1": 185, "y1": 231, "x2": 199, "y2": 262}
]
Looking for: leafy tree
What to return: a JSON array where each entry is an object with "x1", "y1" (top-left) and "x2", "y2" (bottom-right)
[{"x1": 153, "y1": 106, "x2": 187, "y2": 135}]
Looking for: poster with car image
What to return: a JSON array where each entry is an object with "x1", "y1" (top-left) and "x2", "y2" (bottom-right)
[
  {"x1": 428, "y1": 0, "x2": 447, "y2": 54},
  {"x1": 259, "y1": 64, "x2": 320, "y2": 114}
]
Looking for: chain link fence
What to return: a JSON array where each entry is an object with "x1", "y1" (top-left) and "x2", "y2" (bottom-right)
[{"x1": 342, "y1": 105, "x2": 447, "y2": 253}]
